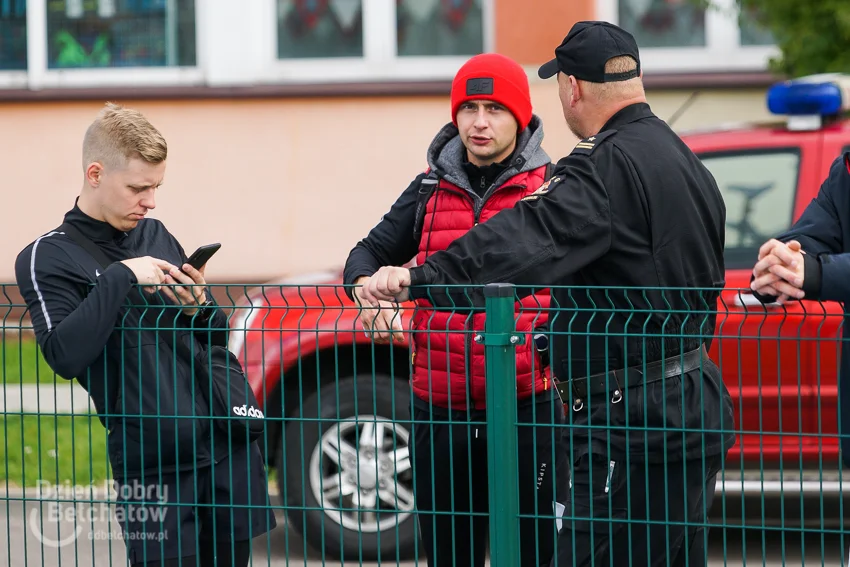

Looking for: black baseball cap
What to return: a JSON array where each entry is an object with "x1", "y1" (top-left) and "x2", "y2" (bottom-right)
[{"x1": 538, "y1": 21, "x2": 641, "y2": 82}]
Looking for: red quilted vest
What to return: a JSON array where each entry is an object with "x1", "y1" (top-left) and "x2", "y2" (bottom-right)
[{"x1": 410, "y1": 165, "x2": 552, "y2": 410}]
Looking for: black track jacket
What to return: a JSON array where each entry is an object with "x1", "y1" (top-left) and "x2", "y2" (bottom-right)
[{"x1": 15, "y1": 202, "x2": 231, "y2": 479}]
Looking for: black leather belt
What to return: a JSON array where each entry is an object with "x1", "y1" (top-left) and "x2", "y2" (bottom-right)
[{"x1": 557, "y1": 345, "x2": 707, "y2": 402}]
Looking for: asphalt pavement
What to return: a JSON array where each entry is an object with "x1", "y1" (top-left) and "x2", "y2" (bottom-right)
[{"x1": 0, "y1": 490, "x2": 847, "y2": 566}]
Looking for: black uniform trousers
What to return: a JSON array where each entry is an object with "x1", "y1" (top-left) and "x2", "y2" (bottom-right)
[
  {"x1": 411, "y1": 391, "x2": 566, "y2": 567},
  {"x1": 551, "y1": 453, "x2": 722, "y2": 567},
  {"x1": 551, "y1": 366, "x2": 726, "y2": 567}
]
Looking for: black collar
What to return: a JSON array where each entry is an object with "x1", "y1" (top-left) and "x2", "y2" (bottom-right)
[
  {"x1": 461, "y1": 146, "x2": 517, "y2": 194},
  {"x1": 598, "y1": 102, "x2": 654, "y2": 132},
  {"x1": 62, "y1": 198, "x2": 128, "y2": 243}
]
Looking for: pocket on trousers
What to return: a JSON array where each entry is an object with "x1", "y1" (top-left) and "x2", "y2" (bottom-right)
[{"x1": 567, "y1": 453, "x2": 629, "y2": 534}]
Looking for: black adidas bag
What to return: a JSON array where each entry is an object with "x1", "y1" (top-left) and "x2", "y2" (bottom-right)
[
  {"x1": 178, "y1": 333, "x2": 265, "y2": 442},
  {"x1": 59, "y1": 223, "x2": 265, "y2": 443}
]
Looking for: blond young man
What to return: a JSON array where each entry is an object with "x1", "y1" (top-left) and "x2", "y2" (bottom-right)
[{"x1": 15, "y1": 103, "x2": 275, "y2": 567}]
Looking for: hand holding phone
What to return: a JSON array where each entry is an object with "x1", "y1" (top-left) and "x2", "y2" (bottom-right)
[{"x1": 164, "y1": 243, "x2": 221, "y2": 311}]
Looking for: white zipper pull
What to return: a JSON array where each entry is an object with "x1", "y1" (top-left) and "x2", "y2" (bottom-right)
[{"x1": 604, "y1": 461, "x2": 615, "y2": 494}]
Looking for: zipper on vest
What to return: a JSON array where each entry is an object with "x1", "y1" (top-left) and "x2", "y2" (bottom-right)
[
  {"x1": 473, "y1": 197, "x2": 485, "y2": 226},
  {"x1": 473, "y1": 183, "x2": 527, "y2": 226},
  {"x1": 467, "y1": 182, "x2": 531, "y2": 407}
]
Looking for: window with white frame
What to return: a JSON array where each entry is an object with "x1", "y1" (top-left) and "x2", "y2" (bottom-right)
[
  {"x1": 0, "y1": 0, "x2": 491, "y2": 90},
  {"x1": 1, "y1": 0, "x2": 202, "y2": 90},
  {"x1": 275, "y1": 0, "x2": 485, "y2": 61},
  {"x1": 595, "y1": 0, "x2": 778, "y2": 73},
  {"x1": 266, "y1": 0, "x2": 491, "y2": 83}
]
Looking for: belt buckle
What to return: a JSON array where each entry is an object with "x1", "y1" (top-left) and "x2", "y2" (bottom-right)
[{"x1": 571, "y1": 379, "x2": 584, "y2": 413}]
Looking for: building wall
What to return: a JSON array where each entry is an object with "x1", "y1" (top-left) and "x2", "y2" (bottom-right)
[
  {"x1": 0, "y1": 0, "x2": 780, "y2": 283},
  {"x1": 0, "y1": 84, "x2": 774, "y2": 284},
  {"x1": 495, "y1": 0, "x2": 595, "y2": 64}
]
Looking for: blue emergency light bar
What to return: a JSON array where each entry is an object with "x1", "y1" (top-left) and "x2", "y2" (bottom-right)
[
  {"x1": 767, "y1": 73, "x2": 850, "y2": 117},
  {"x1": 766, "y1": 73, "x2": 850, "y2": 130}
]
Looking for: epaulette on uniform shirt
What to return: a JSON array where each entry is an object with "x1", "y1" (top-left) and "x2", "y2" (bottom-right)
[
  {"x1": 520, "y1": 129, "x2": 619, "y2": 203},
  {"x1": 570, "y1": 129, "x2": 618, "y2": 156}
]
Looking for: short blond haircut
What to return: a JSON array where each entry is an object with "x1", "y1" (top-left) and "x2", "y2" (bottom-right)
[
  {"x1": 582, "y1": 56, "x2": 644, "y2": 102},
  {"x1": 82, "y1": 102, "x2": 167, "y2": 171}
]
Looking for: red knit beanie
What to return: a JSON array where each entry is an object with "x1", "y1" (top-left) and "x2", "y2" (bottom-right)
[{"x1": 451, "y1": 53, "x2": 533, "y2": 132}]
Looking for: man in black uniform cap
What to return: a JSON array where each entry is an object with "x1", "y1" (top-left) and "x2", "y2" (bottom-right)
[{"x1": 361, "y1": 20, "x2": 736, "y2": 567}]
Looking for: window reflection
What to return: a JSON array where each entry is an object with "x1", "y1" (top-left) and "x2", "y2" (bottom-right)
[
  {"x1": 618, "y1": 0, "x2": 706, "y2": 48},
  {"x1": 396, "y1": 0, "x2": 484, "y2": 57},
  {"x1": 46, "y1": 0, "x2": 196, "y2": 69},
  {"x1": 277, "y1": 0, "x2": 364, "y2": 59},
  {"x1": 700, "y1": 150, "x2": 799, "y2": 268},
  {"x1": 0, "y1": 0, "x2": 27, "y2": 70},
  {"x1": 739, "y1": 5, "x2": 774, "y2": 46}
]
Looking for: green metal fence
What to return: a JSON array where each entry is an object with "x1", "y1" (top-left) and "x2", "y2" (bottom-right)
[{"x1": 1, "y1": 281, "x2": 849, "y2": 565}]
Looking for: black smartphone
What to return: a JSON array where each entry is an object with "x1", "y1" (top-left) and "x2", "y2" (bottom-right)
[{"x1": 184, "y1": 243, "x2": 221, "y2": 271}]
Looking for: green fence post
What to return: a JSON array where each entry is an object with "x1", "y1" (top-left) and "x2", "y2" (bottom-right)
[{"x1": 482, "y1": 283, "x2": 521, "y2": 566}]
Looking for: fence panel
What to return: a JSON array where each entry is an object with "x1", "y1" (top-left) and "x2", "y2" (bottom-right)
[{"x1": 0, "y1": 281, "x2": 847, "y2": 566}]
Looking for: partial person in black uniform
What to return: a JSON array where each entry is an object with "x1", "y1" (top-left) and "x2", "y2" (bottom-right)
[{"x1": 361, "y1": 21, "x2": 736, "y2": 567}]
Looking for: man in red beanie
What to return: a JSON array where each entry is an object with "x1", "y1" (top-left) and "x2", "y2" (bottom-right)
[{"x1": 343, "y1": 52, "x2": 563, "y2": 566}]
